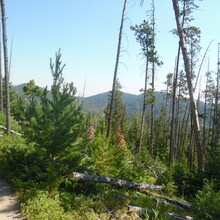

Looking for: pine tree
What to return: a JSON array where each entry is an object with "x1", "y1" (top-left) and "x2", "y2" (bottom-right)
[
  {"x1": 104, "y1": 79, "x2": 125, "y2": 144},
  {"x1": 131, "y1": 15, "x2": 162, "y2": 154},
  {"x1": 131, "y1": 19, "x2": 153, "y2": 153},
  {"x1": 22, "y1": 50, "x2": 85, "y2": 161}
]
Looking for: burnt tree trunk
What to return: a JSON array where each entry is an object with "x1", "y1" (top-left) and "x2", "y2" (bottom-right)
[
  {"x1": 0, "y1": 0, "x2": 10, "y2": 132},
  {"x1": 106, "y1": 0, "x2": 127, "y2": 137},
  {"x1": 172, "y1": 0, "x2": 204, "y2": 171},
  {"x1": 0, "y1": 15, "x2": 2, "y2": 115},
  {"x1": 139, "y1": 56, "x2": 149, "y2": 153},
  {"x1": 150, "y1": 0, "x2": 155, "y2": 155}
]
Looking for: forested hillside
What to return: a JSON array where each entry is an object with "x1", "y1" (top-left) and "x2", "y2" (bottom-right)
[
  {"x1": 78, "y1": 91, "x2": 169, "y2": 116},
  {"x1": 0, "y1": 0, "x2": 220, "y2": 220},
  {"x1": 12, "y1": 85, "x2": 178, "y2": 115},
  {"x1": 13, "y1": 84, "x2": 207, "y2": 118}
]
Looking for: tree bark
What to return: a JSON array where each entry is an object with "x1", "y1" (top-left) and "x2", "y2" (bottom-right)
[
  {"x1": 172, "y1": 0, "x2": 204, "y2": 171},
  {"x1": 0, "y1": 13, "x2": 3, "y2": 115},
  {"x1": 212, "y1": 43, "x2": 220, "y2": 144},
  {"x1": 150, "y1": 0, "x2": 155, "y2": 155},
  {"x1": 139, "y1": 56, "x2": 149, "y2": 153},
  {"x1": 69, "y1": 172, "x2": 163, "y2": 191},
  {"x1": 0, "y1": 0, "x2": 10, "y2": 132},
  {"x1": 170, "y1": 51, "x2": 180, "y2": 163},
  {"x1": 106, "y1": 0, "x2": 127, "y2": 137}
]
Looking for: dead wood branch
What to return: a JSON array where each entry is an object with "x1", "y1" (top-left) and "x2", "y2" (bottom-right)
[
  {"x1": 165, "y1": 212, "x2": 194, "y2": 220},
  {"x1": 69, "y1": 172, "x2": 163, "y2": 191},
  {"x1": 0, "y1": 125, "x2": 22, "y2": 136},
  {"x1": 142, "y1": 190, "x2": 191, "y2": 210},
  {"x1": 128, "y1": 205, "x2": 194, "y2": 220}
]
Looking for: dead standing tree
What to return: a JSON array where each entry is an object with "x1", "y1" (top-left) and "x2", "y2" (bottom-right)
[
  {"x1": 106, "y1": 0, "x2": 127, "y2": 138},
  {"x1": 172, "y1": 0, "x2": 204, "y2": 171},
  {"x1": 0, "y1": 12, "x2": 2, "y2": 115},
  {"x1": 0, "y1": 0, "x2": 10, "y2": 132},
  {"x1": 150, "y1": 0, "x2": 155, "y2": 155}
]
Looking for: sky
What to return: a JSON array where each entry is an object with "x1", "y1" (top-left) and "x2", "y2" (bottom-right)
[{"x1": 5, "y1": 0, "x2": 220, "y2": 97}]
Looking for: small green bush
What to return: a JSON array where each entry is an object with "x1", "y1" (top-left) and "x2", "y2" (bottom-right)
[
  {"x1": 22, "y1": 190, "x2": 73, "y2": 220},
  {"x1": 193, "y1": 179, "x2": 220, "y2": 220},
  {"x1": 0, "y1": 135, "x2": 48, "y2": 189},
  {"x1": 87, "y1": 133, "x2": 152, "y2": 183}
]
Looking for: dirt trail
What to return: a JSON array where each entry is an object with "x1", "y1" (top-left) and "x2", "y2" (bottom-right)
[{"x1": 0, "y1": 176, "x2": 23, "y2": 220}]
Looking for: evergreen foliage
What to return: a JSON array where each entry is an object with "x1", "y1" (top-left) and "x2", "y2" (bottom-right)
[
  {"x1": 104, "y1": 79, "x2": 126, "y2": 143},
  {"x1": 193, "y1": 179, "x2": 220, "y2": 219},
  {"x1": 17, "y1": 50, "x2": 85, "y2": 162}
]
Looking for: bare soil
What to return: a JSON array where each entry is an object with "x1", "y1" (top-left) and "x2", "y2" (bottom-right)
[{"x1": 0, "y1": 176, "x2": 23, "y2": 220}]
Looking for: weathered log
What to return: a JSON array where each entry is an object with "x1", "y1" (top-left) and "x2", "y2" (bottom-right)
[
  {"x1": 154, "y1": 198, "x2": 184, "y2": 211},
  {"x1": 142, "y1": 190, "x2": 191, "y2": 210},
  {"x1": 165, "y1": 212, "x2": 194, "y2": 220},
  {"x1": 0, "y1": 125, "x2": 22, "y2": 136},
  {"x1": 69, "y1": 172, "x2": 163, "y2": 191},
  {"x1": 128, "y1": 205, "x2": 194, "y2": 220}
]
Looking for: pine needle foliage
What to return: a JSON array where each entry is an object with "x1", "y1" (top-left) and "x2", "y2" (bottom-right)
[
  {"x1": 87, "y1": 133, "x2": 153, "y2": 183},
  {"x1": 20, "y1": 50, "x2": 85, "y2": 162}
]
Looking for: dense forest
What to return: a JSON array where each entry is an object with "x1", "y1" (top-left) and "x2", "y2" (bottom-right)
[{"x1": 0, "y1": 0, "x2": 220, "y2": 219}]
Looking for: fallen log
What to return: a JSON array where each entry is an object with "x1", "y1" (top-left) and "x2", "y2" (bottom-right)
[
  {"x1": 142, "y1": 190, "x2": 191, "y2": 210},
  {"x1": 128, "y1": 205, "x2": 194, "y2": 220},
  {"x1": 0, "y1": 125, "x2": 22, "y2": 136},
  {"x1": 69, "y1": 172, "x2": 163, "y2": 191},
  {"x1": 154, "y1": 198, "x2": 184, "y2": 211},
  {"x1": 166, "y1": 212, "x2": 194, "y2": 220}
]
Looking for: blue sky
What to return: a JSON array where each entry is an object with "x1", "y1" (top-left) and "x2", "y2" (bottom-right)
[{"x1": 6, "y1": 0, "x2": 220, "y2": 97}]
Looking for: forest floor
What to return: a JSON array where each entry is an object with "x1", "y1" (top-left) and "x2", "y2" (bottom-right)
[{"x1": 0, "y1": 175, "x2": 23, "y2": 220}]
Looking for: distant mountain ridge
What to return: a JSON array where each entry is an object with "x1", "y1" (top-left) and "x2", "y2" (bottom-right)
[
  {"x1": 76, "y1": 91, "x2": 167, "y2": 116},
  {"x1": 12, "y1": 83, "x2": 52, "y2": 99},
  {"x1": 12, "y1": 83, "x2": 206, "y2": 117},
  {"x1": 11, "y1": 83, "x2": 28, "y2": 97},
  {"x1": 12, "y1": 83, "x2": 168, "y2": 116}
]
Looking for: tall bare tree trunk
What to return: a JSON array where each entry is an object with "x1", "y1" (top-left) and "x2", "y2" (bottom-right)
[
  {"x1": 212, "y1": 43, "x2": 220, "y2": 144},
  {"x1": 0, "y1": 15, "x2": 2, "y2": 115},
  {"x1": 170, "y1": 49, "x2": 180, "y2": 163},
  {"x1": 172, "y1": 0, "x2": 204, "y2": 170},
  {"x1": 163, "y1": 76, "x2": 171, "y2": 147},
  {"x1": 202, "y1": 71, "x2": 209, "y2": 153},
  {"x1": 139, "y1": 56, "x2": 149, "y2": 153},
  {"x1": 1, "y1": 0, "x2": 10, "y2": 132},
  {"x1": 106, "y1": 0, "x2": 127, "y2": 137},
  {"x1": 150, "y1": 0, "x2": 155, "y2": 155},
  {"x1": 208, "y1": 100, "x2": 214, "y2": 149}
]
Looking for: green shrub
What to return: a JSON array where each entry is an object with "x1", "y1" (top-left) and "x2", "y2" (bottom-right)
[
  {"x1": 193, "y1": 179, "x2": 220, "y2": 220},
  {"x1": 87, "y1": 133, "x2": 152, "y2": 183},
  {"x1": 205, "y1": 147, "x2": 220, "y2": 189},
  {"x1": 22, "y1": 190, "x2": 73, "y2": 220},
  {"x1": 0, "y1": 134, "x2": 50, "y2": 191}
]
